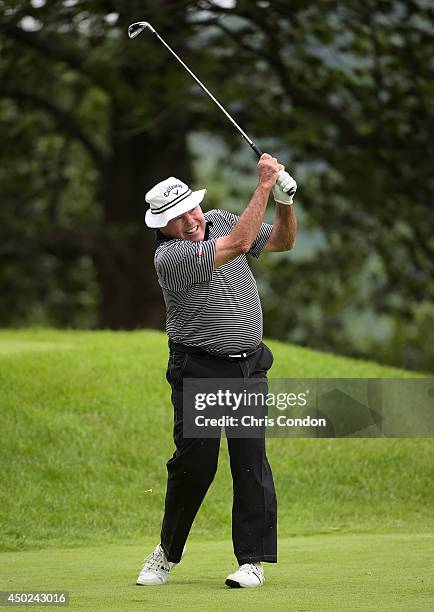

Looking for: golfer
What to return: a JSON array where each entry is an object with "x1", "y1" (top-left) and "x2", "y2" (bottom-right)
[{"x1": 137, "y1": 153, "x2": 297, "y2": 588}]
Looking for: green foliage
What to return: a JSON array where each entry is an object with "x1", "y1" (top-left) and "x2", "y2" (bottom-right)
[
  {"x1": 0, "y1": 1, "x2": 433, "y2": 368},
  {"x1": 189, "y1": 1, "x2": 434, "y2": 371}
]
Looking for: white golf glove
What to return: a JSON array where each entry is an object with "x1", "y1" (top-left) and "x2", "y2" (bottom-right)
[{"x1": 273, "y1": 170, "x2": 297, "y2": 205}]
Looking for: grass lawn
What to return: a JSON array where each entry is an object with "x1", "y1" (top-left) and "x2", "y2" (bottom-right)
[
  {"x1": 0, "y1": 328, "x2": 433, "y2": 609},
  {"x1": 0, "y1": 535, "x2": 433, "y2": 611}
]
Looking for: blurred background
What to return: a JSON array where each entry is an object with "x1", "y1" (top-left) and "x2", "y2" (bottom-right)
[{"x1": 0, "y1": 0, "x2": 433, "y2": 372}]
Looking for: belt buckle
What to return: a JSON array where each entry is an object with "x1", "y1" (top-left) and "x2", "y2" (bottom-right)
[{"x1": 228, "y1": 351, "x2": 247, "y2": 360}]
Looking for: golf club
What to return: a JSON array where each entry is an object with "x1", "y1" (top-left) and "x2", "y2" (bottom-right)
[{"x1": 128, "y1": 21, "x2": 294, "y2": 194}]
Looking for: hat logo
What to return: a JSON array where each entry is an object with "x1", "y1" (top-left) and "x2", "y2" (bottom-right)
[{"x1": 163, "y1": 183, "x2": 183, "y2": 198}]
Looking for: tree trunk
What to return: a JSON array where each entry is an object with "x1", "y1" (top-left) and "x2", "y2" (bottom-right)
[{"x1": 95, "y1": 125, "x2": 192, "y2": 329}]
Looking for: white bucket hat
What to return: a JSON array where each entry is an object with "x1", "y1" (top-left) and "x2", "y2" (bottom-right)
[{"x1": 144, "y1": 177, "x2": 207, "y2": 229}]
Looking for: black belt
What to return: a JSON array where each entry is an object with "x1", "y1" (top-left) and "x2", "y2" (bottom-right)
[{"x1": 169, "y1": 340, "x2": 260, "y2": 361}]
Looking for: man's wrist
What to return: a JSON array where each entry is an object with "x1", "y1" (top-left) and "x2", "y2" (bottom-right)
[{"x1": 257, "y1": 181, "x2": 273, "y2": 193}]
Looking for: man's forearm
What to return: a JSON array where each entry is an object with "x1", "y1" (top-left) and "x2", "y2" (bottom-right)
[
  {"x1": 215, "y1": 153, "x2": 281, "y2": 267},
  {"x1": 229, "y1": 183, "x2": 271, "y2": 251},
  {"x1": 266, "y1": 203, "x2": 297, "y2": 251}
]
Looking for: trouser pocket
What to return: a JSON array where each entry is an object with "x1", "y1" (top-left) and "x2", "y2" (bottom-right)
[
  {"x1": 253, "y1": 342, "x2": 274, "y2": 374},
  {"x1": 166, "y1": 352, "x2": 189, "y2": 385}
]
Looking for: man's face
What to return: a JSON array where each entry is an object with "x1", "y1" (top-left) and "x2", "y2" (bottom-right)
[{"x1": 161, "y1": 205, "x2": 206, "y2": 242}]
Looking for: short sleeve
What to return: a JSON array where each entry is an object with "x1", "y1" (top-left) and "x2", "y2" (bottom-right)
[
  {"x1": 214, "y1": 209, "x2": 272, "y2": 258},
  {"x1": 155, "y1": 239, "x2": 216, "y2": 291},
  {"x1": 248, "y1": 222, "x2": 273, "y2": 258}
]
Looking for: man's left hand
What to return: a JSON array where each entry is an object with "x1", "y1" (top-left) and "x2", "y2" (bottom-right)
[{"x1": 273, "y1": 171, "x2": 297, "y2": 205}]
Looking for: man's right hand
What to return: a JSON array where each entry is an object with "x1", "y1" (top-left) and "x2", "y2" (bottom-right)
[{"x1": 257, "y1": 153, "x2": 284, "y2": 190}]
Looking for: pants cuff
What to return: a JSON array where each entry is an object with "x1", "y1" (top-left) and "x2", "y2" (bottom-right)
[
  {"x1": 160, "y1": 541, "x2": 183, "y2": 564},
  {"x1": 237, "y1": 555, "x2": 277, "y2": 564}
]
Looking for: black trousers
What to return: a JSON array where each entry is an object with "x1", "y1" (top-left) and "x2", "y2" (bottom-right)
[{"x1": 160, "y1": 343, "x2": 277, "y2": 565}]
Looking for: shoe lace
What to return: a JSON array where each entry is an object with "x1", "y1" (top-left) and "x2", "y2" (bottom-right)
[
  {"x1": 142, "y1": 546, "x2": 169, "y2": 573},
  {"x1": 239, "y1": 563, "x2": 262, "y2": 577}
]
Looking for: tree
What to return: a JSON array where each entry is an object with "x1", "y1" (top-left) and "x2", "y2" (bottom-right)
[
  {"x1": 1, "y1": 0, "x2": 198, "y2": 328},
  {"x1": 1, "y1": 0, "x2": 433, "y2": 370},
  {"x1": 194, "y1": 0, "x2": 434, "y2": 370}
]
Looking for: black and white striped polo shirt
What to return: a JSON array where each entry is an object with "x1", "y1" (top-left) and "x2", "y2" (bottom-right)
[{"x1": 154, "y1": 209, "x2": 273, "y2": 355}]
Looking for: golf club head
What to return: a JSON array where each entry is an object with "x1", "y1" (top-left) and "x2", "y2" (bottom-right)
[{"x1": 128, "y1": 21, "x2": 155, "y2": 39}]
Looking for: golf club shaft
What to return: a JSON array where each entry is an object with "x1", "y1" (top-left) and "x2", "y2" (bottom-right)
[{"x1": 147, "y1": 27, "x2": 263, "y2": 158}]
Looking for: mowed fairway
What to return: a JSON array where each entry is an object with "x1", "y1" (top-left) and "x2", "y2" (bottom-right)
[
  {"x1": 1, "y1": 535, "x2": 433, "y2": 611},
  {"x1": 1, "y1": 329, "x2": 433, "y2": 610}
]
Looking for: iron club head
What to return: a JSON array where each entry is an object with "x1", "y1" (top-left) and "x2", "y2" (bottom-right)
[{"x1": 128, "y1": 21, "x2": 156, "y2": 39}]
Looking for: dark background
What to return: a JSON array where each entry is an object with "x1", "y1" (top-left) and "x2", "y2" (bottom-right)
[{"x1": 1, "y1": 0, "x2": 433, "y2": 371}]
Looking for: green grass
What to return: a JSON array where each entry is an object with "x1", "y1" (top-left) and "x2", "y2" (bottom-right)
[
  {"x1": 0, "y1": 328, "x2": 433, "y2": 554},
  {"x1": 0, "y1": 536, "x2": 433, "y2": 610}
]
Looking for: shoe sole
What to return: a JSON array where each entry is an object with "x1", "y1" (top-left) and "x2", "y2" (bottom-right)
[
  {"x1": 225, "y1": 579, "x2": 243, "y2": 588},
  {"x1": 225, "y1": 578, "x2": 264, "y2": 588}
]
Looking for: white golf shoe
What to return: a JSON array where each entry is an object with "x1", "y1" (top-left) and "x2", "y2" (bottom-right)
[
  {"x1": 225, "y1": 562, "x2": 265, "y2": 588},
  {"x1": 136, "y1": 543, "x2": 185, "y2": 586}
]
